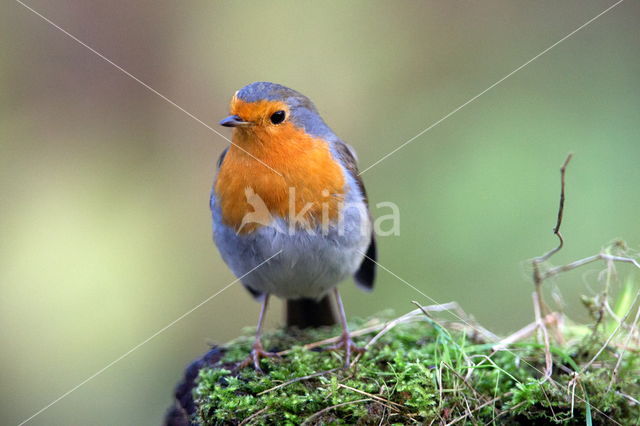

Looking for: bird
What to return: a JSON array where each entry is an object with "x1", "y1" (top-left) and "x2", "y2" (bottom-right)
[{"x1": 210, "y1": 82, "x2": 376, "y2": 371}]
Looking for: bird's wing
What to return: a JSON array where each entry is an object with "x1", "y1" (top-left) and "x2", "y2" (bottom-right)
[
  {"x1": 216, "y1": 146, "x2": 229, "y2": 170},
  {"x1": 333, "y1": 140, "x2": 377, "y2": 291},
  {"x1": 333, "y1": 141, "x2": 366, "y2": 203},
  {"x1": 210, "y1": 146, "x2": 229, "y2": 211}
]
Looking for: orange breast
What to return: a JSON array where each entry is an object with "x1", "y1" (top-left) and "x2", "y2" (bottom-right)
[{"x1": 214, "y1": 123, "x2": 346, "y2": 234}]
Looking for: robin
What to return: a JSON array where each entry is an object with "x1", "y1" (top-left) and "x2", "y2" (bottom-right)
[{"x1": 211, "y1": 82, "x2": 376, "y2": 370}]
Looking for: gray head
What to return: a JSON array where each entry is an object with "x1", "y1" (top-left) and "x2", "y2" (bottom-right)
[{"x1": 219, "y1": 82, "x2": 335, "y2": 140}]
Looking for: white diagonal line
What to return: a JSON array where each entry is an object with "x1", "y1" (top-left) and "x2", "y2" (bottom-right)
[
  {"x1": 17, "y1": 250, "x2": 282, "y2": 426},
  {"x1": 359, "y1": 0, "x2": 626, "y2": 176},
  {"x1": 15, "y1": 0, "x2": 283, "y2": 177},
  {"x1": 357, "y1": 249, "x2": 622, "y2": 425}
]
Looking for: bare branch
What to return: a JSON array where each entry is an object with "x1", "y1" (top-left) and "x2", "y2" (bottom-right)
[
  {"x1": 532, "y1": 292, "x2": 553, "y2": 380},
  {"x1": 534, "y1": 153, "x2": 573, "y2": 266},
  {"x1": 542, "y1": 253, "x2": 640, "y2": 280},
  {"x1": 531, "y1": 153, "x2": 573, "y2": 318},
  {"x1": 493, "y1": 313, "x2": 561, "y2": 350}
]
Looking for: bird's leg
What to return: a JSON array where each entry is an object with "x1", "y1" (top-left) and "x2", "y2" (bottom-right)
[
  {"x1": 238, "y1": 294, "x2": 280, "y2": 372},
  {"x1": 327, "y1": 287, "x2": 364, "y2": 368}
]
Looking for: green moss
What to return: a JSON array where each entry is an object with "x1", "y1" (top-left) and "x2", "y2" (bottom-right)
[{"x1": 189, "y1": 313, "x2": 639, "y2": 425}]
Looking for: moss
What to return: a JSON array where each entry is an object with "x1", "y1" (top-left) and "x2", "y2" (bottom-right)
[{"x1": 176, "y1": 312, "x2": 639, "y2": 425}]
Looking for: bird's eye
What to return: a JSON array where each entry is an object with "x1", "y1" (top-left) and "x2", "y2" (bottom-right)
[{"x1": 270, "y1": 110, "x2": 286, "y2": 125}]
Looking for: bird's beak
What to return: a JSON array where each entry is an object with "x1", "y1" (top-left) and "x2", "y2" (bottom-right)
[{"x1": 219, "y1": 115, "x2": 252, "y2": 128}]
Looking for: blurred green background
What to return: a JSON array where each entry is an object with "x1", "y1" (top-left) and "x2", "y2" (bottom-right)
[{"x1": 1, "y1": 0, "x2": 639, "y2": 424}]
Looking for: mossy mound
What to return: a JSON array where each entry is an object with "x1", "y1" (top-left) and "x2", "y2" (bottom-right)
[{"x1": 165, "y1": 311, "x2": 639, "y2": 425}]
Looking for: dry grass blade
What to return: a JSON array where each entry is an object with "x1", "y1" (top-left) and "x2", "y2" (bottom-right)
[
  {"x1": 238, "y1": 407, "x2": 268, "y2": 426},
  {"x1": 300, "y1": 398, "x2": 371, "y2": 425},
  {"x1": 582, "y1": 291, "x2": 640, "y2": 373},
  {"x1": 277, "y1": 321, "x2": 385, "y2": 356},
  {"x1": 532, "y1": 292, "x2": 553, "y2": 380},
  {"x1": 444, "y1": 392, "x2": 512, "y2": 425},
  {"x1": 493, "y1": 313, "x2": 560, "y2": 350},
  {"x1": 365, "y1": 302, "x2": 475, "y2": 350},
  {"x1": 337, "y1": 383, "x2": 405, "y2": 410},
  {"x1": 257, "y1": 368, "x2": 339, "y2": 395},
  {"x1": 609, "y1": 295, "x2": 640, "y2": 390}
]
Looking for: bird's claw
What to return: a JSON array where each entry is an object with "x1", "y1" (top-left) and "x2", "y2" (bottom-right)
[
  {"x1": 327, "y1": 332, "x2": 364, "y2": 368},
  {"x1": 237, "y1": 341, "x2": 281, "y2": 373}
]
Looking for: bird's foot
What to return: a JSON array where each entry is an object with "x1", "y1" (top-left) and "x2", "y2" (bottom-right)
[
  {"x1": 327, "y1": 332, "x2": 364, "y2": 368},
  {"x1": 237, "y1": 341, "x2": 281, "y2": 373}
]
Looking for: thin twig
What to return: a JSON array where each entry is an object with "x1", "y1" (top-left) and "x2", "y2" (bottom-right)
[
  {"x1": 239, "y1": 407, "x2": 269, "y2": 426},
  {"x1": 532, "y1": 292, "x2": 553, "y2": 379},
  {"x1": 279, "y1": 304, "x2": 480, "y2": 358},
  {"x1": 337, "y1": 383, "x2": 405, "y2": 410},
  {"x1": 257, "y1": 368, "x2": 339, "y2": 395},
  {"x1": 542, "y1": 253, "x2": 640, "y2": 280},
  {"x1": 493, "y1": 313, "x2": 561, "y2": 350},
  {"x1": 444, "y1": 392, "x2": 513, "y2": 425},
  {"x1": 364, "y1": 302, "x2": 483, "y2": 350},
  {"x1": 348, "y1": 302, "x2": 478, "y2": 369},
  {"x1": 412, "y1": 301, "x2": 476, "y2": 380},
  {"x1": 539, "y1": 381, "x2": 558, "y2": 421},
  {"x1": 277, "y1": 322, "x2": 385, "y2": 356},
  {"x1": 567, "y1": 373, "x2": 578, "y2": 418},
  {"x1": 534, "y1": 153, "x2": 573, "y2": 265},
  {"x1": 364, "y1": 309, "x2": 424, "y2": 349},
  {"x1": 608, "y1": 292, "x2": 640, "y2": 391},
  {"x1": 300, "y1": 398, "x2": 371, "y2": 425},
  {"x1": 493, "y1": 401, "x2": 526, "y2": 420},
  {"x1": 441, "y1": 361, "x2": 486, "y2": 403},
  {"x1": 616, "y1": 391, "x2": 640, "y2": 406},
  {"x1": 531, "y1": 153, "x2": 572, "y2": 326},
  {"x1": 582, "y1": 291, "x2": 640, "y2": 372}
]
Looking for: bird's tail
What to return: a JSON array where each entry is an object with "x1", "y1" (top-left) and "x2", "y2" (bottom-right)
[{"x1": 286, "y1": 295, "x2": 337, "y2": 328}]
